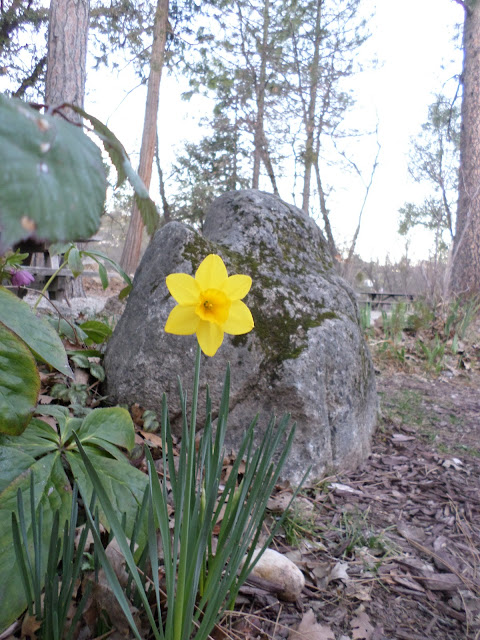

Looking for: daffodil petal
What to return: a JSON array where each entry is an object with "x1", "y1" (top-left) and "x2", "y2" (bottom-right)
[
  {"x1": 196, "y1": 320, "x2": 224, "y2": 356},
  {"x1": 195, "y1": 254, "x2": 228, "y2": 290},
  {"x1": 166, "y1": 273, "x2": 201, "y2": 305},
  {"x1": 222, "y1": 300, "x2": 254, "y2": 335},
  {"x1": 221, "y1": 274, "x2": 252, "y2": 300},
  {"x1": 165, "y1": 305, "x2": 199, "y2": 335}
]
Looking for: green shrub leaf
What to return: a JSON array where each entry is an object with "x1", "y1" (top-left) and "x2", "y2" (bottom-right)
[
  {"x1": 0, "y1": 94, "x2": 107, "y2": 248},
  {"x1": 69, "y1": 106, "x2": 159, "y2": 235},
  {"x1": 75, "y1": 407, "x2": 135, "y2": 453},
  {"x1": 0, "y1": 287, "x2": 73, "y2": 378},
  {"x1": 98, "y1": 262, "x2": 109, "y2": 289},
  {"x1": 0, "y1": 418, "x2": 58, "y2": 457},
  {"x1": 0, "y1": 323, "x2": 40, "y2": 435},
  {"x1": 71, "y1": 353, "x2": 90, "y2": 368},
  {"x1": 79, "y1": 320, "x2": 112, "y2": 344},
  {"x1": 67, "y1": 246, "x2": 84, "y2": 277},
  {"x1": 89, "y1": 362, "x2": 105, "y2": 381}
]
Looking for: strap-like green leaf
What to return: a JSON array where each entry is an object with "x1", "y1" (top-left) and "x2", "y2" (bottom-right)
[
  {"x1": 66, "y1": 449, "x2": 148, "y2": 547},
  {"x1": 0, "y1": 451, "x2": 71, "y2": 632}
]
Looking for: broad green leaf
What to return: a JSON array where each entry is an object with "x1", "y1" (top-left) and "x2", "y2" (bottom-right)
[
  {"x1": 97, "y1": 262, "x2": 109, "y2": 289},
  {"x1": 78, "y1": 437, "x2": 128, "y2": 462},
  {"x1": 48, "y1": 242, "x2": 72, "y2": 257},
  {"x1": 79, "y1": 320, "x2": 112, "y2": 344},
  {"x1": 70, "y1": 106, "x2": 159, "y2": 235},
  {"x1": 0, "y1": 323, "x2": 39, "y2": 436},
  {"x1": 68, "y1": 246, "x2": 84, "y2": 277},
  {"x1": 67, "y1": 349, "x2": 102, "y2": 358},
  {"x1": 46, "y1": 316, "x2": 88, "y2": 344},
  {"x1": 89, "y1": 362, "x2": 105, "y2": 381},
  {"x1": 34, "y1": 406, "x2": 83, "y2": 445},
  {"x1": 131, "y1": 184, "x2": 159, "y2": 236},
  {"x1": 0, "y1": 445, "x2": 34, "y2": 495},
  {"x1": 70, "y1": 105, "x2": 128, "y2": 188},
  {"x1": 0, "y1": 450, "x2": 71, "y2": 632},
  {"x1": 0, "y1": 418, "x2": 58, "y2": 457},
  {"x1": 70, "y1": 353, "x2": 90, "y2": 368},
  {"x1": 0, "y1": 94, "x2": 107, "y2": 248},
  {"x1": 66, "y1": 449, "x2": 148, "y2": 546},
  {"x1": 34, "y1": 404, "x2": 70, "y2": 422},
  {"x1": 75, "y1": 407, "x2": 135, "y2": 452},
  {"x1": 61, "y1": 417, "x2": 84, "y2": 445},
  {"x1": 119, "y1": 284, "x2": 132, "y2": 300},
  {"x1": 83, "y1": 249, "x2": 132, "y2": 286},
  {"x1": 0, "y1": 287, "x2": 73, "y2": 378}
]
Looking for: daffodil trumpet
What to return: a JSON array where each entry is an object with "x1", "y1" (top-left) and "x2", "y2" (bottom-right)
[{"x1": 165, "y1": 253, "x2": 254, "y2": 356}]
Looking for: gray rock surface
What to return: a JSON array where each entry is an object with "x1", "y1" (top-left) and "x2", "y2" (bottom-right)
[{"x1": 104, "y1": 190, "x2": 378, "y2": 483}]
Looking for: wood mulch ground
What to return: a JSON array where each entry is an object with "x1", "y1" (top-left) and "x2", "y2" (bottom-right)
[{"x1": 229, "y1": 364, "x2": 480, "y2": 640}]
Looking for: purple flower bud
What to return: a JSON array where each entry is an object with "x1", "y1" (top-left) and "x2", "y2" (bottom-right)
[{"x1": 11, "y1": 269, "x2": 35, "y2": 287}]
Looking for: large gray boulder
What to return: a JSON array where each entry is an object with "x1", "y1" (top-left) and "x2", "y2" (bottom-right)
[{"x1": 104, "y1": 190, "x2": 378, "y2": 483}]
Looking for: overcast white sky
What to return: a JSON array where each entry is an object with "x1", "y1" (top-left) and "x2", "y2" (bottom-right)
[{"x1": 85, "y1": 0, "x2": 465, "y2": 264}]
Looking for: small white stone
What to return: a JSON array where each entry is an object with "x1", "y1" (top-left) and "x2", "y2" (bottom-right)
[{"x1": 248, "y1": 548, "x2": 305, "y2": 601}]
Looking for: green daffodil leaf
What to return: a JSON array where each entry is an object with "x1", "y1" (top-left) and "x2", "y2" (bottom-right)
[{"x1": 0, "y1": 450, "x2": 71, "y2": 631}]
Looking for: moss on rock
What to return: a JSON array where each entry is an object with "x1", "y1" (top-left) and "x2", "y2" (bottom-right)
[{"x1": 181, "y1": 235, "x2": 337, "y2": 368}]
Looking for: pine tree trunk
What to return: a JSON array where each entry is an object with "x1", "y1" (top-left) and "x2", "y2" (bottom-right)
[
  {"x1": 45, "y1": 0, "x2": 90, "y2": 298},
  {"x1": 45, "y1": 0, "x2": 89, "y2": 122},
  {"x1": 252, "y1": 0, "x2": 269, "y2": 189},
  {"x1": 449, "y1": 0, "x2": 480, "y2": 297},
  {"x1": 120, "y1": 0, "x2": 169, "y2": 275},
  {"x1": 302, "y1": 0, "x2": 322, "y2": 214}
]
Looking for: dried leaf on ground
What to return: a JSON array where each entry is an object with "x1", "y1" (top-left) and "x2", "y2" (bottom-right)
[
  {"x1": 105, "y1": 538, "x2": 130, "y2": 587},
  {"x1": 351, "y1": 611, "x2": 374, "y2": 639},
  {"x1": 329, "y1": 561, "x2": 350, "y2": 584},
  {"x1": 139, "y1": 430, "x2": 164, "y2": 448},
  {"x1": 21, "y1": 613, "x2": 41, "y2": 639},
  {"x1": 82, "y1": 570, "x2": 141, "y2": 637},
  {"x1": 288, "y1": 609, "x2": 335, "y2": 640}
]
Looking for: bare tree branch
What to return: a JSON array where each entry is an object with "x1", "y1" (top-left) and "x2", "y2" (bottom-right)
[
  {"x1": 345, "y1": 125, "x2": 381, "y2": 265},
  {"x1": 12, "y1": 55, "x2": 46, "y2": 98}
]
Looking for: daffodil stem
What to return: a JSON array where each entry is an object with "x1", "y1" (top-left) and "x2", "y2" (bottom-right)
[
  {"x1": 173, "y1": 343, "x2": 202, "y2": 640},
  {"x1": 190, "y1": 343, "x2": 202, "y2": 429}
]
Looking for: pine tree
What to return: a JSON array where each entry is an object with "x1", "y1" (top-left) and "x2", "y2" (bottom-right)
[
  {"x1": 399, "y1": 95, "x2": 460, "y2": 245},
  {"x1": 120, "y1": 0, "x2": 169, "y2": 274},
  {"x1": 449, "y1": 0, "x2": 480, "y2": 296},
  {"x1": 0, "y1": 0, "x2": 48, "y2": 99}
]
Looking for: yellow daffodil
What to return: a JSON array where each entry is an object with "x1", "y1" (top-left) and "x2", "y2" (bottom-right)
[{"x1": 165, "y1": 254, "x2": 254, "y2": 357}]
